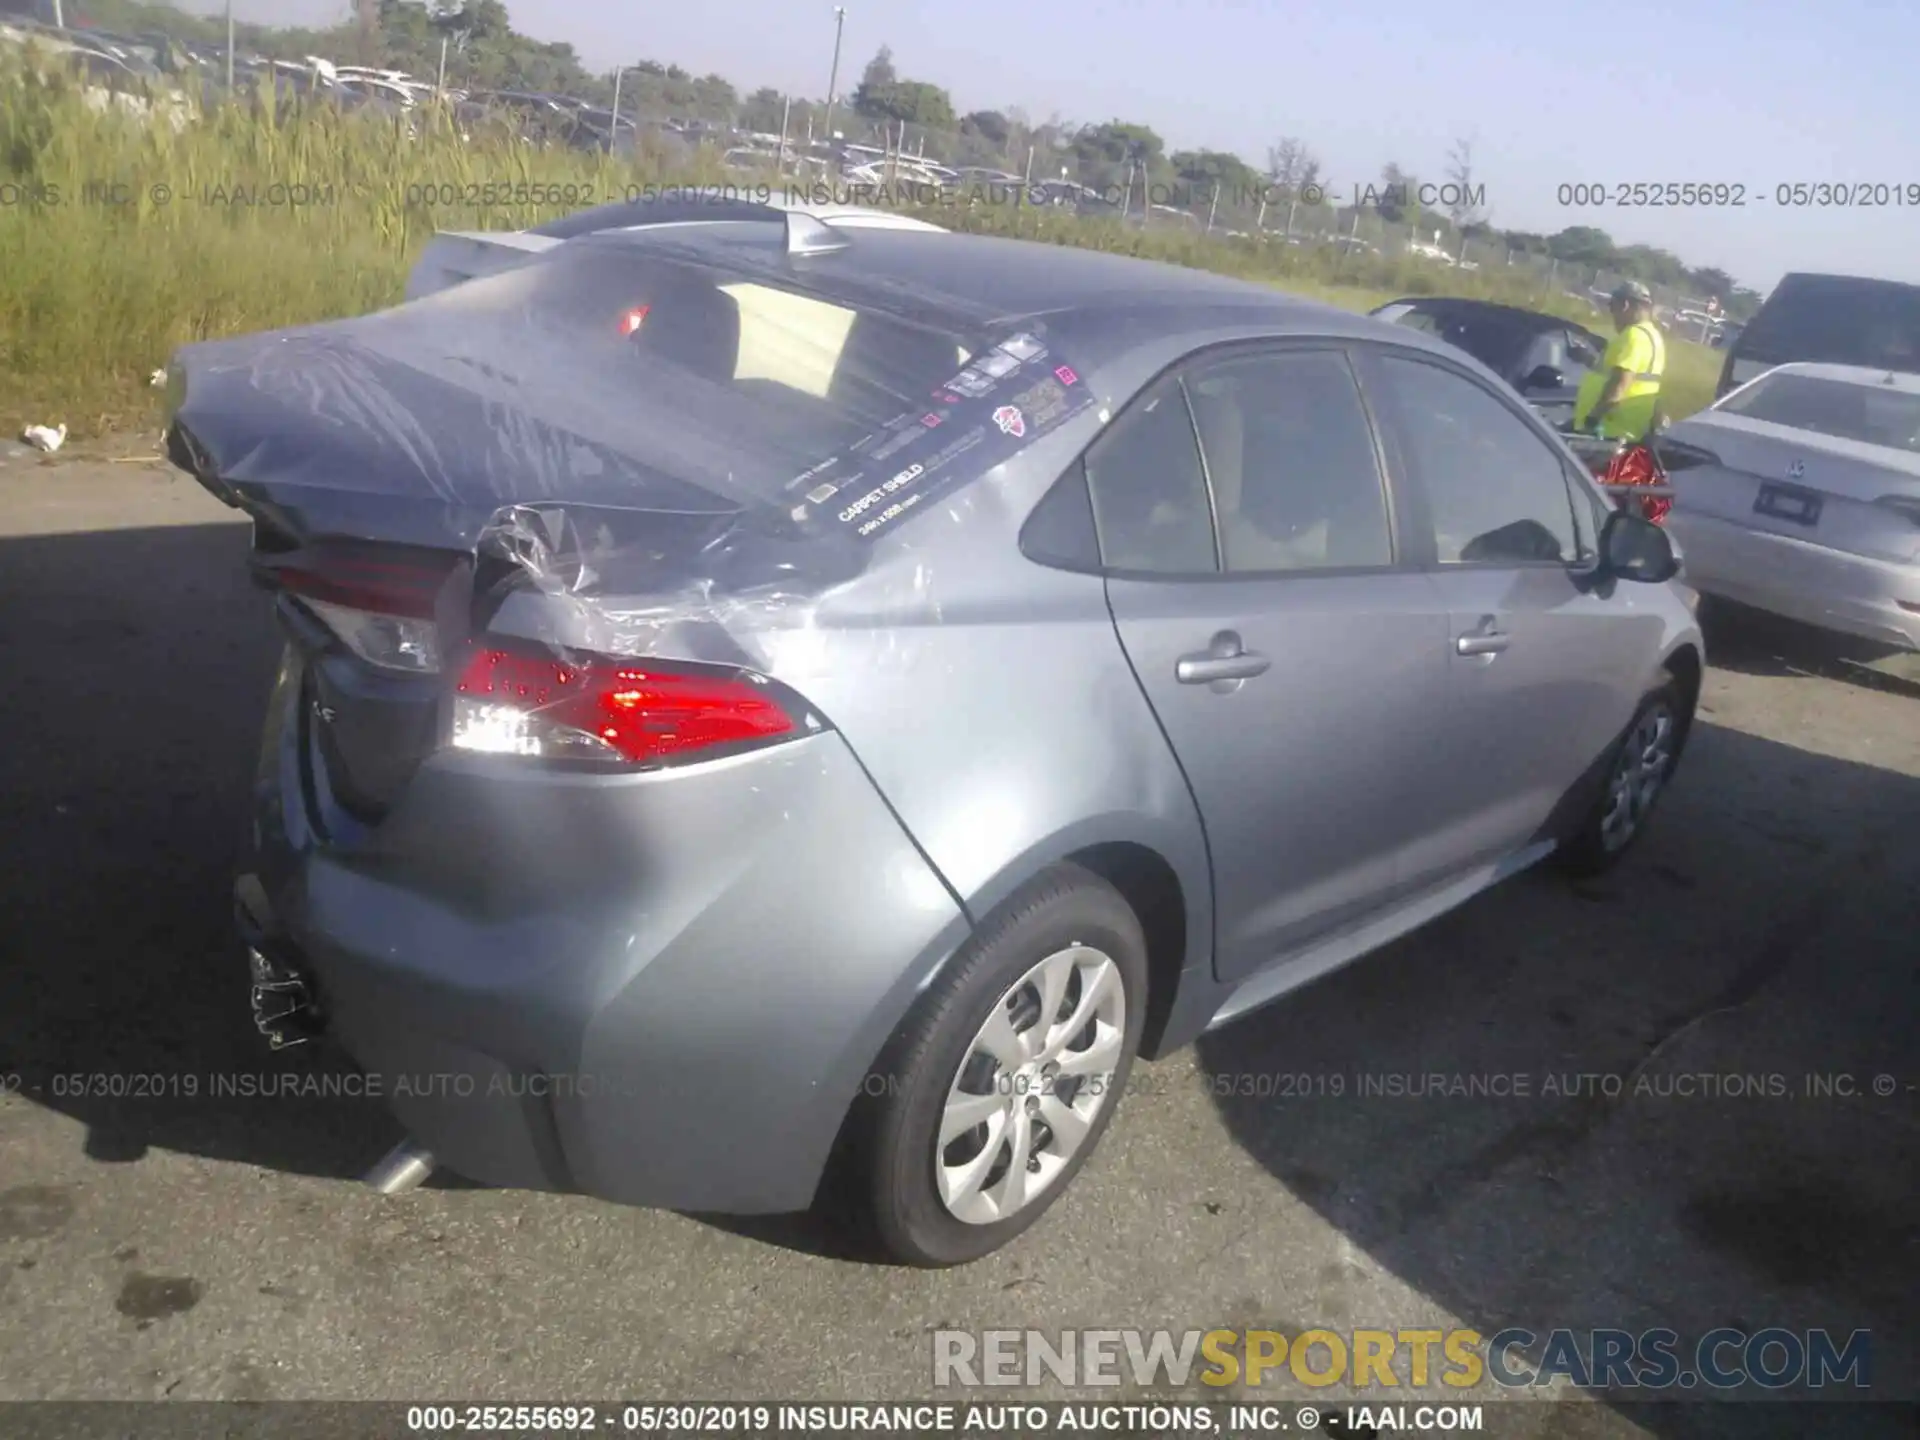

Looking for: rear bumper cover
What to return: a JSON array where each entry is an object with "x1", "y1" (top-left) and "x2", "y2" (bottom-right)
[
  {"x1": 1667, "y1": 512, "x2": 1920, "y2": 651},
  {"x1": 241, "y1": 656, "x2": 970, "y2": 1213}
]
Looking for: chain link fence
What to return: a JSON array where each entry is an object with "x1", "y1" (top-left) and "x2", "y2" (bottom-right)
[{"x1": 599, "y1": 94, "x2": 1713, "y2": 326}]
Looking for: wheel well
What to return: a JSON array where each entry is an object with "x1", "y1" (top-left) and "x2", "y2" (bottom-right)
[
  {"x1": 1665, "y1": 643, "x2": 1704, "y2": 749},
  {"x1": 1065, "y1": 841, "x2": 1188, "y2": 1058}
]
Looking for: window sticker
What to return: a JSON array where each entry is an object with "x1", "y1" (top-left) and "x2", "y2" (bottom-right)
[{"x1": 783, "y1": 332, "x2": 1097, "y2": 542}]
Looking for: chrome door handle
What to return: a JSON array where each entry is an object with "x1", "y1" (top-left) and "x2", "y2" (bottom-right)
[
  {"x1": 1176, "y1": 631, "x2": 1271, "y2": 685},
  {"x1": 1177, "y1": 651, "x2": 1272, "y2": 683},
  {"x1": 1456, "y1": 631, "x2": 1511, "y2": 657}
]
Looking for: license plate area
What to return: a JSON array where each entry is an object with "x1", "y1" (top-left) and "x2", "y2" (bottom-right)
[{"x1": 1753, "y1": 482, "x2": 1823, "y2": 527}]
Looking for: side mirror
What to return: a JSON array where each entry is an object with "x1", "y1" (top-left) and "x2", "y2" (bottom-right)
[
  {"x1": 1600, "y1": 510, "x2": 1680, "y2": 584},
  {"x1": 1522, "y1": 364, "x2": 1565, "y2": 392}
]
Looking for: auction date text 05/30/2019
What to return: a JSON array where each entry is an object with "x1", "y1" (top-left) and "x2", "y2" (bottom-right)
[{"x1": 1558, "y1": 181, "x2": 1920, "y2": 208}]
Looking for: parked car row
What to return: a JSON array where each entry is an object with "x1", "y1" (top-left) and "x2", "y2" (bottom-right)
[{"x1": 1374, "y1": 277, "x2": 1920, "y2": 657}]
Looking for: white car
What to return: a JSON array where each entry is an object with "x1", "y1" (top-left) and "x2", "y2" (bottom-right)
[
  {"x1": 403, "y1": 193, "x2": 947, "y2": 302},
  {"x1": 1662, "y1": 362, "x2": 1920, "y2": 650}
]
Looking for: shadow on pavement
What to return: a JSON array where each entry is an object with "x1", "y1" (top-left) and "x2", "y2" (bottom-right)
[
  {"x1": 1698, "y1": 596, "x2": 1920, "y2": 699},
  {"x1": 4, "y1": 516, "x2": 1917, "y2": 1432},
  {"x1": 1197, "y1": 712, "x2": 1919, "y2": 1434},
  {"x1": 0, "y1": 521, "x2": 402, "y2": 1183}
]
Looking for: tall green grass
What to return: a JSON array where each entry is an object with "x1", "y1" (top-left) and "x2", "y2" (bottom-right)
[{"x1": 0, "y1": 57, "x2": 1721, "y2": 436}]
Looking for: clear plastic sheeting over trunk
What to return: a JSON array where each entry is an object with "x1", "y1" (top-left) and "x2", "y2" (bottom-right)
[{"x1": 163, "y1": 226, "x2": 1101, "y2": 671}]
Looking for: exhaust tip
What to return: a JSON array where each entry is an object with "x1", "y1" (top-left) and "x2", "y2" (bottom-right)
[{"x1": 364, "y1": 1139, "x2": 436, "y2": 1195}]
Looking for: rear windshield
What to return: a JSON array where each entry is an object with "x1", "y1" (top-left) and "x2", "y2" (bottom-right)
[
  {"x1": 401, "y1": 240, "x2": 973, "y2": 488},
  {"x1": 1719, "y1": 372, "x2": 1920, "y2": 453},
  {"x1": 1738, "y1": 276, "x2": 1920, "y2": 371},
  {"x1": 383, "y1": 238, "x2": 1097, "y2": 539}
]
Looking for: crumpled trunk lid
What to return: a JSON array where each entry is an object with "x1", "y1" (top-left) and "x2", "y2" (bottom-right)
[{"x1": 163, "y1": 278, "x2": 837, "y2": 823}]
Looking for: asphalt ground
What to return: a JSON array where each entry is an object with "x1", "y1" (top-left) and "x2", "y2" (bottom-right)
[{"x1": 0, "y1": 458, "x2": 1915, "y2": 1438}]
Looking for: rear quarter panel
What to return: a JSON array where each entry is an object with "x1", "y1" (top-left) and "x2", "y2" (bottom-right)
[{"x1": 753, "y1": 408, "x2": 1216, "y2": 984}]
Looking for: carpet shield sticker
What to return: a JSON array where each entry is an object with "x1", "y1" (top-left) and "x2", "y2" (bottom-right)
[{"x1": 782, "y1": 331, "x2": 1094, "y2": 541}]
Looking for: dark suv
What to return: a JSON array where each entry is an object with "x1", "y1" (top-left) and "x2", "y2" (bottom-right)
[{"x1": 1717, "y1": 272, "x2": 1920, "y2": 398}]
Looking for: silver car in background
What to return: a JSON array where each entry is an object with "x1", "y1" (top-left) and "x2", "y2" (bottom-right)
[
  {"x1": 1663, "y1": 362, "x2": 1920, "y2": 651},
  {"x1": 163, "y1": 205, "x2": 1704, "y2": 1267}
]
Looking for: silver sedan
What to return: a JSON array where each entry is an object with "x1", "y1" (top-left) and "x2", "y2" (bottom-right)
[
  {"x1": 1663, "y1": 362, "x2": 1920, "y2": 651},
  {"x1": 163, "y1": 205, "x2": 1704, "y2": 1266}
]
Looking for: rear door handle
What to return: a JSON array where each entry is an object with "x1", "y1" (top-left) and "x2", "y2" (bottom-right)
[
  {"x1": 1176, "y1": 632, "x2": 1271, "y2": 685},
  {"x1": 1456, "y1": 631, "x2": 1512, "y2": 657},
  {"x1": 1177, "y1": 653, "x2": 1272, "y2": 683}
]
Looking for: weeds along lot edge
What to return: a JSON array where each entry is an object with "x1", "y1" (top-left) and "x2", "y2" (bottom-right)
[{"x1": 0, "y1": 64, "x2": 1721, "y2": 435}]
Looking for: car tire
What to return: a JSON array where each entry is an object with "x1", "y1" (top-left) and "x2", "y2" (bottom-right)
[
  {"x1": 850, "y1": 863, "x2": 1148, "y2": 1267},
  {"x1": 1556, "y1": 676, "x2": 1687, "y2": 877}
]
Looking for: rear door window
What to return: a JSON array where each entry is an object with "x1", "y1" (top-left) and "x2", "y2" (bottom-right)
[
  {"x1": 1185, "y1": 349, "x2": 1394, "y2": 572},
  {"x1": 1083, "y1": 378, "x2": 1217, "y2": 574}
]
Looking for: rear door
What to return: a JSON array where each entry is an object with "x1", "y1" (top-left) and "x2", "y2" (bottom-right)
[
  {"x1": 1092, "y1": 345, "x2": 1453, "y2": 985},
  {"x1": 1356, "y1": 347, "x2": 1657, "y2": 884}
]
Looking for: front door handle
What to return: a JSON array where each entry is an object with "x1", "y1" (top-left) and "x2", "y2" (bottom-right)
[
  {"x1": 1456, "y1": 630, "x2": 1512, "y2": 657},
  {"x1": 1176, "y1": 632, "x2": 1271, "y2": 685}
]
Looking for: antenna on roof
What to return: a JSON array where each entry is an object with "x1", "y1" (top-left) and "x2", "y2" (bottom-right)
[{"x1": 785, "y1": 211, "x2": 851, "y2": 258}]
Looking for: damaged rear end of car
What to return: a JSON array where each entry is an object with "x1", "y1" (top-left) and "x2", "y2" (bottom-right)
[{"x1": 164, "y1": 224, "x2": 1093, "y2": 1214}]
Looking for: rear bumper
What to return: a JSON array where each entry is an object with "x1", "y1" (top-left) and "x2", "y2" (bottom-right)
[
  {"x1": 1666, "y1": 512, "x2": 1920, "y2": 651},
  {"x1": 240, "y1": 651, "x2": 970, "y2": 1213}
]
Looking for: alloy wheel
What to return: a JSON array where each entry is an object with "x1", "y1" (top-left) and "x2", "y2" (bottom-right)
[
  {"x1": 1599, "y1": 702, "x2": 1676, "y2": 853},
  {"x1": 935, "y1": 944, "x2": 1126, "y2": 1225}
]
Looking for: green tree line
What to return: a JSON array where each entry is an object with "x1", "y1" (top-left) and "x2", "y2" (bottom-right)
[{"x1": 62, "y1": 0, "x2": 1757, "y2": 308}]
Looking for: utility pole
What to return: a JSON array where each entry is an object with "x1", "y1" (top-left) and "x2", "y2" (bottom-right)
[
  {"x1": 822, "y1": 6, "x2": 846, "y2": 173},
  {"x1": 225, "y1": 0, "x2": 235, "y2": 91},
  {"x1": 51, "y1": 0, "x2": 65, "y2": 29}
]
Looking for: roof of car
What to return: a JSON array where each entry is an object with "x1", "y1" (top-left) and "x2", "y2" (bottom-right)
[
  {"x1": 602, "y1": 222, "x2": 1365, "y2": 335},
  {"x1": 1776, "y1": 271, "x2": 1920, "y2": 290}
]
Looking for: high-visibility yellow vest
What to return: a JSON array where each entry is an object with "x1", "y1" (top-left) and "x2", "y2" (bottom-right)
[{"x1": 1574, "y1": 321, "x2": 1666, "y2": 439}]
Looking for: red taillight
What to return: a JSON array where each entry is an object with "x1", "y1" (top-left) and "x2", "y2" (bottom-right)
[
  {"x1": 451, "y1": 647, "x2": 796, "y2": 766},
  {"x1": 272, "y1": 553, "x2": 452, "y2": 673},
  {"x1": 276, "y1": 558, "x2": 446, "y2": 619}
]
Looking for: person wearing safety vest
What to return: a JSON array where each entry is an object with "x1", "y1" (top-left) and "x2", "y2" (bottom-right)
[{"x1": 1573, "y1": 280, "x2": 1667, "y2": 440}]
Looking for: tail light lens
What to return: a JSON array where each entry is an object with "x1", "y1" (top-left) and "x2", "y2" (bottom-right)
[
  {"x1": 452, "y1": 647, "x2": 797, "y2": 766},
  {"x1": 278, "y1": 559, "x2": 448, "y2": 674},
  {"x1": 1658, "y1": 442, "x2": 1719, "y2": 473}
]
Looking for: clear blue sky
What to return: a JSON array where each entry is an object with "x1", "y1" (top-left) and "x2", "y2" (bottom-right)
[{"x1": 187, "y1": 0, "x2": 1920, "y2": 293}]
